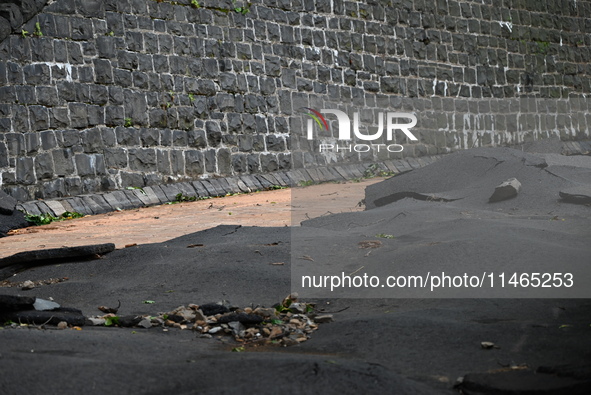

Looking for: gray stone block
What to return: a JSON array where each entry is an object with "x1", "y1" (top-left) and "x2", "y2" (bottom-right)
[
  {"x1": 0, "y1": 16, "x2": 11, "y2": 42},
  {"x1": 138, "y1": 186, "x2": 163, "y2": 205},
  {"x1": 80, "y1": 195, "x2": 105, "y2": 214},
  {"x1": 0, "y1": 3, "x2": 23, "y2": 30},
  {"x1": 88, "y1": 194, "x2": 113, "y2": 213},
  {"x1": 159, "y1": 183, "x2": 183, "y2": 201},
  {"x1": 190, "y1": 181, "x2": 209, "y2": 198},
  {"x1": 239, "y1": 175, "x2": 264, "y2": 191},
  {"x1": 18, "y1": 202, "x2": 41, "y2": 216},
  {"x1": 65, "y1": 196, "x2": 89, "y2": 214},
  {"x1": 0, "y1": 190, "x2": 17, "y2": 215},
  {"x1": 122, "y1": 189, "x2": 144, "y2": 207},
  {"x1": 146, "y1": 185, "x2": 169, "y2": 203}
]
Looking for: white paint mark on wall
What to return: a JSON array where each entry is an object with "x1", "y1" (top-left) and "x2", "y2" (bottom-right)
[
  {"x1": 498, "y1": 21, "x2": 513, "y2": 33},
  {"x1": 40, "y1": 62, "x2": 73, "y2": 82}
]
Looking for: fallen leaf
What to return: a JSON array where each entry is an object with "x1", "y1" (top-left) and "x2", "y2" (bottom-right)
[
  {"x1": 270, "y1": 262, "x2": 285, "y2": 265},
  {"x1": 358, "y1": 240, "x2": 382, "y2": 249},
  {"x1": 125, "y1": 243, "x2": 138, "y2": 248},
  {"x1": 269, "y1": 326, "x2": 283, "y2": 339},
  {"x1": 98, "y1": 300, "x2": 121, "y2": 314},
  {"x1": 299, "y1": 255, "x2": 315, "y2": 261}
]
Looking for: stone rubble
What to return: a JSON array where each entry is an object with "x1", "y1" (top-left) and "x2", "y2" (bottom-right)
[
  {"x1": 0, "y1": 292, "x2": 329, "y2": 347},
  {"x1": 87, "y1": 293, "x2": 331, "y2": 347},
  {"x1": 488, "y1": 178, "x2": 522, "y2": 203}
]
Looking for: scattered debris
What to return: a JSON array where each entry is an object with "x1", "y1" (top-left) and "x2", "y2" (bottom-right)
[
  {"x1": 0, "y1": 277, "x2": 69, "y2": 289},
  {"x1": 489, "y1": 178, "x2": 521, "y2": 203},
  {"x1": 33, "y1": 298, "x2": 60, "y2": 311},
  {"x1": 480, "y1": 341, "x2": 500, "y2": 349},
  {"x1": 86, "y1": 294, "x2": 330, "y2": 348}
]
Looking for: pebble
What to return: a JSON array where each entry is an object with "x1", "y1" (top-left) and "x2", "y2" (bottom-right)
[
  {"x1": 87, "y1": 317, "x2": 106, "y2": 326},
  {"x1": 314, "y1": 315, "x2": 334, "y2": 323},
  {"x1": 137, "y1": 318, "x2": 152, "y2": 329},
  {"x1": 21, "y1": 280, "x2": 35, "y2": 290}
]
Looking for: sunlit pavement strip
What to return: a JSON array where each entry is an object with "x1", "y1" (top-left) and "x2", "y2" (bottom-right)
[{"x1": 0, "y1": 178, "x2": 382, "y2": 259}]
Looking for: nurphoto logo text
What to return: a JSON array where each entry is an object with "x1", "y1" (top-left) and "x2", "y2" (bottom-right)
[{"x1": 301, "y1": 108, "x2": 417, "y2": 153}]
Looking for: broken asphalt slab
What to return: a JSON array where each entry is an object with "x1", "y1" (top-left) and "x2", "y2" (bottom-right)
[
  {"x1": 300, "y1": 147, "x2": 590, "y2": 298},
  {"x1": 0, "y1": 190, "x2": 29, "y2": 237},
  {"x1": 0, "y1": 226, "x2": 439, "y2": 394},
  {"x1": 363, "y1": 147, "x2": 591, "y2": 212},
  {"x1": 1, "y1": 144, "x2": 591, "y2": 393},
  {"x1": 0, "y1": 243, "x2": 116, "y2": 280},
  {"x1": 0, "y1": 225, "x2": 590, "y2": 393},
  {"x1": 560, "y1": 186, "x2": 591, "y2": 205},
  {"x1": 458, "y1": 368, "x2": 591, "y2": 395},
  {"x1": 0, "y1": 294, "x2": 86, "y2": 326}
]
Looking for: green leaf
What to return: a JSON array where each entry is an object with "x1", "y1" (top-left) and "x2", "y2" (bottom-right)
[
  {"x1": 231, "y1": 347, "x2": 245, "y2": 352},
  {"x1": 104, "y1": 316, "x2": 120, "y2": 326},
  {"x1": 376, "y1": 233, "x2": 395, "y2": 239},
  {"x1": 143, "y1": 300, "x2": 155, "y2": 304}
]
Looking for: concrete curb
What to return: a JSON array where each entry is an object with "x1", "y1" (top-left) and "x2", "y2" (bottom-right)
[
  {"x1": 16, "y1": 156, "x2": 444, "y2": 217},
  {"x1": 14, "y1": 138, "x2": 591, "y2": 217}
]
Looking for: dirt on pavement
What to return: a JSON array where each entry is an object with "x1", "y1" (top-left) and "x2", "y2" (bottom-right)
[{"x1": 0, "y1": 179, "x2": 381, "y2": 259}]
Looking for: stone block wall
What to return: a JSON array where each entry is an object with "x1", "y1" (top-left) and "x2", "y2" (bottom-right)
[{"x1": 0, "y1": 0, "x2": 590, "y2": 201}]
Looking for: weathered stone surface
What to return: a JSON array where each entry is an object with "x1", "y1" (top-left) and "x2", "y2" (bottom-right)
[
  {"x1": 0, "y1": 0, "x2": 588, "y2": 208},
  {"x1": 489, "y1": 178, "x2": 521, "y2": 203},
  {"x1": 0, "y1": 3, "x2": 23, "y2": 30},
  {"x1": 0, "y1": 15, "x2": 10, "y2": 41},
  {"x1": 0, "y1": 189, "x2": 17, "y2": 215}
]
